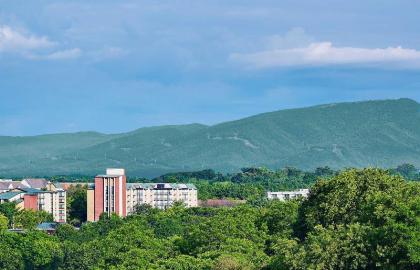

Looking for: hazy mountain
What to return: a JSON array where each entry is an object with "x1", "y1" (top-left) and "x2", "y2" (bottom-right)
[{"x1": 2, "y1": 98, "x2": 420, "y2": 178}]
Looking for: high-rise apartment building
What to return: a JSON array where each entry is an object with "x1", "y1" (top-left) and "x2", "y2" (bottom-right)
[{"x1": 87, "y1": 168, "x2": 127, "y2": 222}]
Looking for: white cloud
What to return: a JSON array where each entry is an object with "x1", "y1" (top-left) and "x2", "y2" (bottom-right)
[
  {"x1": 44, "y1": 48, "x2": 81, "y2": 60},
  {"x1": 0, "y1": 25, "x2": 55, "y2": 52},
  {"x1": 0, "y1": 25, "x2": 81, "y2": 61},
  {"x1": 25, "y1": 48, "x2": 82, "y2": 60},
  {"x1": 230, "y1": 41, "x2": 420, "y2": 68}
]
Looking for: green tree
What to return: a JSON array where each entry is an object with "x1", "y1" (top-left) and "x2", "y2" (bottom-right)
[
  {"x1": 200, "y1": 238, "x2": 269, "y2": 269},
  {"x1": 394, "y1": 163, "x2": 419, "y2": 180},
  {"x1": 67, "y1": 184, "x2": 87, "y2": 225},
  {"x1": 180, "y1": 205, "x2": 266, "y2": 256},
  {"x1": 262, "y1": 200, "x2": 299, "y2": 238},
  {"x1": 0, "y1": 213, "x2": 8, "y2": 231},
  {"x1": 0, "y1": 238, "x2": 24, "y2": 270},
  {"x1": 0, "y1": 202, "x2": 17, "y2": 228},
  {"x1": 0, "y1": 231, "x2": 24, "y2": 270},
  {"x1": 15, "y1": 210, "x2": 53, "y2": 230},
  {"x1": 294, "y1": 168, "x2": 419, "y2": 269},
  {"x1": 297, "y1": 169, "x2": 410, "y2": 235},
  {"x1": 133, "y1": 203, "x2": 160, "y2": 216},
  {"x1": 155, "y1": 255, "x2": 212, "y2": 270},
  {"x1": 212, "y1": 254, "x2": 253, "y2": 270},
  {"x1": 56, "y1": 223, "x2": 78, "y2": 241},
  {"x1": 22, "y1": 231, "x2": 63, "y2": 269}
]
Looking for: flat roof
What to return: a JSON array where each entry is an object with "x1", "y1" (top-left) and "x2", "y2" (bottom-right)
[
  {"x1": 89, "y1": 182, "x2": 197, "y2": 190},
  {"x1": 126, "y1": 183, "x2": 197, "y2": 190}
]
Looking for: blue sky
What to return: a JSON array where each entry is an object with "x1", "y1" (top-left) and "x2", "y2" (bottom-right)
[{"x1": 1, "y1": 0, "x2": 419, "y2": 136}]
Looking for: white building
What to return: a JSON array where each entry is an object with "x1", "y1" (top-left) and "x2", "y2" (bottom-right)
[
  {"x1": 126, "y1": 183, "x2": 198, "y2": 213},
  {"x1": 267, "y1": 189, "x2": 310, "y2": 201},
  {"x1": 0, "y1": 179, "x2": 67, "y2": 223}
]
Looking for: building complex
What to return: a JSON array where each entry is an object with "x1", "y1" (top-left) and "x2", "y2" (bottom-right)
[
  {"x1": 87, "y1": 169, "x2": 198, "y2": 222},
  {"x1": 0, "y1": 179, "x2": 67, "y2": 223}
]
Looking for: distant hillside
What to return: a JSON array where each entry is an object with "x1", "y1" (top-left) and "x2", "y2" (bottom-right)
[{"x1": 2, "y1": 98, "x2": 420, "y2": 178}]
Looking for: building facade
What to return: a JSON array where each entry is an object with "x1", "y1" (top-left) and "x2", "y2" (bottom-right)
[
  {"x1": 126, "y1": 183, "x2": 198, "y2": 213},
  {"x1": 267, "y1": 189, "x2": 310, "y2": 201},
  {"x1": 87, "y1": 169, "x2": 198, "y2": 222},
  {"x1": 87, "y1": 168, "x2": 127, "y2": 222},
  {"x1": 0, "y1": 179, "x2": 67, "y2": 223}
]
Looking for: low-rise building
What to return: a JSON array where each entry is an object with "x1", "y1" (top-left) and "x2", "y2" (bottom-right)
[
  {"x1": 37, "y1": 222, "x2": 59, "y2": 235},
  {"x1": 0, "y1": 179, "x2": 67, "y2": 223},
  {"x1": 0, "y1": 191, "x2": 24, "y2": 208},
  {"x1": 267, "y1": 189, "x2": 310, "y2": 201},
  {"x1": 0, "y1": 180, "x2": 23, "y2": 193}
]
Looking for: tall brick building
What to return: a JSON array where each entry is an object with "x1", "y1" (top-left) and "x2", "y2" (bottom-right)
[{"x1": 87, "y1": 168, "x2": 127, "y2": 222}]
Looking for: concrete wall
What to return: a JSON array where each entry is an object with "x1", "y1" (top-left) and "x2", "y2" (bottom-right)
[{"x1": 87, "y1": 189, "x2": 95, "y2": 222}]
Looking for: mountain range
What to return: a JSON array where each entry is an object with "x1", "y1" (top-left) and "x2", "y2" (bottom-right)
[{"x1": 2, "y1": 98, "x2": 420, "y2": 178}]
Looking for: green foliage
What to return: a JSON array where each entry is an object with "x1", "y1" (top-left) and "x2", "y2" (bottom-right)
[
  {"x1": 296, "y1": 169, "x2": 414, "y2": 235},
  {"x1": 155, "y1": 255, "x2": 212, "y2": 270},
  {"x1": 55, "y1": 223, "x2": 78, "y2": 241},
  {"x1": 22, "y1": 231, "x2": 64, "y2": 269},
  {"x1": 262, "y1": 200, "x2": 299, "y2": 238},
  {"x1": 0, "y1": 202, "x2": 18, "y2": 228},
  {"x1": 15, "y1": 209, "x2": 54, "y2": 230},
  {"x1": 0, "y1": 167, "x2": 418, "y2": 269},
  {"x1": 160, "y1": 166, "x2": 331, "y2": 201},
  {"x1": 67, "y1": 184, "x2": 87, "y2": 225},
  {"x1": 133, "y1": 203, "x2": 161, "y2": 216},
  {"x1": 0, "y1": 233, "x2": 24, "y2": 270},
  {"x1": 273, "y1": 168, "x2": 420, "y2": 269},
  {"x1": 0, "y1": 213, "x2": 8, "y2": 231},
  {"x1": 0, "y1": 203, "x2": 54, "y2": 232},
  {"x1": 391, "y1": 163, "x2": 420, "y2": 180},
  {"x1": 212, "y1": 254, "x2": 254, "y2": 270}
]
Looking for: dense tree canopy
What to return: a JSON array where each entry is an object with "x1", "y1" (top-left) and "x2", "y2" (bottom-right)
[
  {"x1": 0, "y1": 168, "x2": 418, "y2": 269},
  {"x1": 272, "y1": 168, "x2": 420, "y2": 270}
]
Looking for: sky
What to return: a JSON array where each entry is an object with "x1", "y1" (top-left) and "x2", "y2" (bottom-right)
[{"x1": 0, "y1": 0, "x2": 420, "y2": 136}]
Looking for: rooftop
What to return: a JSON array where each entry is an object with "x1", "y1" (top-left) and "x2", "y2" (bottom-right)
[
  {"x1": 18, "y1": 187, "x2": 49, "y2": 194},
  {"x1": 0, "y1": 191, "x2": 22, "y2": 200},
  {"x1": 126, "y1": 183, "x2": 197, "y2": 190},
  {"x1": 0, "y1": 181, "x2": 23, "y2": 190},
  {"x1": 96, "y1": 175, "x2": 125, "y2": 178},
  {"x1": 37, "y1": 222, "x2": 58, "y2": 231},
  {"x1": 21, "y1": 178, "x2": 49, "y2": 189}
]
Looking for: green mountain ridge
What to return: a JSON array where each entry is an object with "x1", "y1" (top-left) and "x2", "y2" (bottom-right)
[{"x1": 2, "y1": 98, "x2": 420, "y2": 178}]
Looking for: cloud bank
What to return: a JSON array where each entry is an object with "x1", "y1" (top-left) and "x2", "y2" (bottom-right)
[
  {"x1": 0, "y1": 25, "x2": 55, "y2": 52},
  {"x1": 231, "y1": 42, "x2": 420, "y2": 68},
  {"x1": 0, "y1": 25, "x2": 81, "y2": 60}
]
